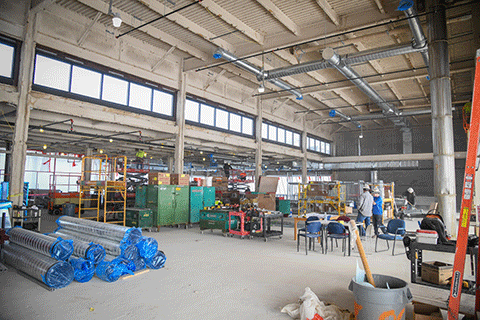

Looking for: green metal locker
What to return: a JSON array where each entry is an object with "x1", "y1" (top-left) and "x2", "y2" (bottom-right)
[
  {"x1": 203, "y1": 187, "x2": 215, "y2": 207},
  {"x1": 146, "y1": 185, "x2": 159, "y2": 206},
  {"x1": 157, "y1": 185, "x2": 176, "y2": 226},
  {"x1": 135, "y1": 185, "x2": 147, "y2": 208},
  {"x1": 173, "y1": 185, "x2": 189, "y2": 224},
  {"x1": 189, "y1": 187, "x2": 204, "y2": 223}
]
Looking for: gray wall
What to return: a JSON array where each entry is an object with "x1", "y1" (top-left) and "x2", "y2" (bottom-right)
[{"x1": 332, "y1": 113, "x2": 467, "y2": 211}]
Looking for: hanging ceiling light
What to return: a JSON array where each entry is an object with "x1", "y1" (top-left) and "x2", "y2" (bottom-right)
[
  {"x1": 359, "y1": 126, "x2": 364, "y2": 139},
  {"x1": 258, "y1": 83, "x2": 265, "y2": 93},
  {"x1": 39, "y1": 128, "x2": 44, "y2": 133},
  {"x1": 42, "y1": 144, "x2": 47, "y2": 150},
  {"x1": 112, "y1": 13, "x2": 122, "y2": 28},
  {"x1": 109, "y1": 138, "x2": 113, "y2": 143},
  {"x1": 99, "y1": 149, "x2": 104, "y2": 154}
]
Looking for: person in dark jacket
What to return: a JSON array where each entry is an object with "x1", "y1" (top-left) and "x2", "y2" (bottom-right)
[{"x1": 403, "y1": 187, "x2": 416, "y2": 210}]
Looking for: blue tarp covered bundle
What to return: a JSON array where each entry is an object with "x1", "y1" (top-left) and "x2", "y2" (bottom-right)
[
  {"x1": 145, "y1": 251, "x2": 166, "y2": 270},
  {"x1": 56, "y1": 216, "x2": 142, "y2": 245},
  {"x1": 69, "y1": 257, "x2": 95, "y2": 283},
  {"x1": 120, "y1": 243, "x2": 139, "y2": 260},
  {"x1": 95, "y1": 261, "x2": 124, "y2": 282},
  {"x1": 8, "y1": 227, "x2": 74, "y2": 261},
  {"x1": 111, "y1": 257, "x2": 136, "y2": 273},
  {"x1": 54, "y1": 229, "x2": 122, "y2": 256},
  {"x1": 132, "y1": 256, "x2": 146, "y2": 271},
  {"x1": 1, "y1": 243, "x2": 74, "y2": 289},
  {"x1": 136, "y1": 237, "x2": 158, "y2": 259}
]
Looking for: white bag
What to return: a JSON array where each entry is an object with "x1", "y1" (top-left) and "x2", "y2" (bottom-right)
[{"x1": 281, "y1": 287, "x2": 351, "y2": 320}]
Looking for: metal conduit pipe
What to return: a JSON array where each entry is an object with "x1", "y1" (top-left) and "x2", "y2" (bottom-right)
[
  {"x1": 261, "y1": 43, "x2": 425, "y2": 81},
  {"x1": 328, "y1": 109, "x2": 362, "y2": 128},
  {"x1": 398, "y1": 0, "x2": 430, "y2": 70},
  {"x1": 348, "y1": 107, "x2": 455, "y2": 121},
  {"x1": 213, "y1": 48, "x2": 303, "y2": 100},
  {"x1": 322, "y1": 47, "x2": 407, "y2": 127}
]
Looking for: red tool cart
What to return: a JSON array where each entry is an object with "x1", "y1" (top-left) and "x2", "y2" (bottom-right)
[{"x1": 228, "y1": 211, "x2": 263, "y2": 239}]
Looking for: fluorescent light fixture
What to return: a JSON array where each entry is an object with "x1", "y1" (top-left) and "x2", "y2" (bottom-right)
[{"x1": 112, "y1": 13, "x2": 122, "y2": 28}]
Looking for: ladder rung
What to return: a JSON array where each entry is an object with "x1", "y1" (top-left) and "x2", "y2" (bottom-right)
[{"x1": 106, "y1": 211, "x2": 125, "y2": 213}]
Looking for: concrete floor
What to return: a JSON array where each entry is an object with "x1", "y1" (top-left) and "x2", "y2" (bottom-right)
[{"x1": 0, "y1": 214, "x2": 474, "y2": 320}]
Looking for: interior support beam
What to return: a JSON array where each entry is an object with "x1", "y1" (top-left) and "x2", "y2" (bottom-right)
[
  {"x1": 315, "y1": 0, "x2": 340, "y2": 26},
  {"x1": 301, "y1": 117, "x2": 308, "y2": 184},
  {"x1": 428, "y1": 0, "x2": 456, "y2": 235},
  {"x1": 10, "y1": 10, "x2": 37, "y2": 206},
  {"x1": 175, "y1": 59, "x2": 186, "y2": 174},
  {"x1": 137, "y1": 0, "x2": 234, "y2": 52},
  {"x1": 199, "y1": 0, "x2": 265, "y2": 45},
  {"x1": 255, "y1": 0, "x2": 300, "y2": 36},
  {"x1": 255, "y1": 97, "x2": 263, "y2": 191},
  {"x1": 76, "y1": 0, "x2": 209, "y2": 61},
  {"x1": 77, "y1": 11, "x2": 101, "y2": 46}
]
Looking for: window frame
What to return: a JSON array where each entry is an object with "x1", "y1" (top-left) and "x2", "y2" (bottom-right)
[
  {"x1": 306, "y1": 134, "x2": 332, "y2": 156},
  {"x1": 185, "y1": 94, "x2": 255, "y2": 139},
  {"x1": 262, "y1": 121, "x2": 302, "y2": 150},
  {"x1": 0, "y1": 35, "x2": 20, "y2": 86},
  {"x1": 31, "y1": 46, "x2": 176, "y2": 120}
]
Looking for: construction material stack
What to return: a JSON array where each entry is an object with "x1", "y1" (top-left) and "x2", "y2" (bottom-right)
[{"x1": 54, "y1": 216, "x2": 166, "y2": 283}]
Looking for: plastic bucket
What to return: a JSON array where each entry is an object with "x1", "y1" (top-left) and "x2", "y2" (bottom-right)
[
  {"x1": 62, "y1": 203, "x2": 76, "y2": 217},
  {"x1": 348, "y1": 274, "x2": 412, "y2": 320}
]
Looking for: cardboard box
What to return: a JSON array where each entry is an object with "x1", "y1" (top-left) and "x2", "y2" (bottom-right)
[
  {"x1": 306, "y1": 184, "x2": 327, "y2": 197},
  {"x1": 148, "y1": 172, "x2": 170, "y2": 185},
  {"x1": 257, "y1": 193, "x2": 276, "y2": 210},
  {"x1": 413, "y1": 302, "x2": 443, "y2": 320},
  {"x1": 344, "y1": 206, "x2": 353, "y2": 214},
  {"x1": 258, "y1": 176, "x2": 279, "y2": 193},
  {"x1": 421, "y1": 261, "x2": 453, "y2": 285},
  {"x1": 170, "y1": 174, "x2": 190, "y2": 186}
]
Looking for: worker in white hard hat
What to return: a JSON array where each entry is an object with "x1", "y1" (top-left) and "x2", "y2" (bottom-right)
[
  {"x1": 356, "y1": 184, "x2": 373, "y2": 236},
  {"x1": 403, "y1": 187, "x2": 416, "y2": 210}
]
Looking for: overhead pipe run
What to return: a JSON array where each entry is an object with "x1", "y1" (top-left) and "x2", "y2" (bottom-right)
[
  {"x1": 322, "y1": 47, "x2": 408, "y2": 127},
  {"x1": 328, "y1": 109, "x2": 362, "y2": 128},
  {"x1": 213, "y1": 48, "x2": 303, "y2": 100},
  {"x1": 398, "y1": 0, "x2": 430, "y2": 72},
  {"x1": 261, "y1": 43, "x2": 426, "y2": 81}
]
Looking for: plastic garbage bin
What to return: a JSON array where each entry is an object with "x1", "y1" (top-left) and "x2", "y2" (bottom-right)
[{"x1": 62, "y1": 203, "x2": 76, "y2": 217}]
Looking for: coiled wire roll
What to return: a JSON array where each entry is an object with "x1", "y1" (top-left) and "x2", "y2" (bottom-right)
[
  {"x1": 56, "y1": 216, "x2": 142, "y2": 244},
  {"x1": 1, "y1": 243, "x2": 74, "y2": 289},
  {"x1": 54, "y1": 229, "x2": 122, "y2": 256},
  {"x1": 45, "y1": 233, "x2": 105, "y2": 264},
  {"x1": 8, "y1": 227, "x2": 73, "y2": 261}
]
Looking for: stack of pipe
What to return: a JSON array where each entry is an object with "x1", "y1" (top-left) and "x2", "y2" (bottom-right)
[
  {"x1": 53, "y1": 216, "x2": 166, "y2": 282},
  {"x1": 1, "y1": 242, "x2": 74, "y2": 289},
  {"x1": 45, "y1": 232, "x2": 105, "y2": 264}
]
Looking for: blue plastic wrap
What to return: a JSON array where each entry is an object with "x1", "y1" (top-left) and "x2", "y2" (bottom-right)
[
  {"x1": 111, "y1": 257, "x2": 136, "y2": 273},
  {"x1": 46, "y1": 233, "x2": 105, "y2": 264},
  {"x1": 136, "y1": 237, "x2": 158, "y2": 259},
  {"x1": 1, "y1": 243, "x2": 74, "y2": 289},
  {"x1": 54, "y1": 229, "x2": 122, "y2": 256},
  {"x1": 95, "y1": 261, "x2": 123, "y2": 282},
  {"x1": 120, "y1": 243, "x2": 139, "y2": 260},
  {"x1": 8, "y1": 227, "x2": 73, "y2": 261},
  {"x1": 133, "y1": 256, "x2": 146, "y2": 271},
  {"x1": 56, "y1": 216, "x2": 142, "y2": 244},
  {"x1": 85, "y1": 243, "x2": 106, "y2": 264},
  {"x1": 145, "y1": 251, "x2": 166, "y2": 270},
  {"x1": 69, "y1": 257, "x2": 95, "y2": 283}
]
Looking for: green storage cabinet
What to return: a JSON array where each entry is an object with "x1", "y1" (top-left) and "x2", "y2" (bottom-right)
[
  {"x1": 199, "y1": 209, "x2": 237, "y2": 233},
  {"x1": 276, "y1": 199, "x2": 291, "y2": 215},
  {"x1": 203, "y1": 187, "x2": 215, "y2": 207},
  {"x1": 125, "y1": 208, "x2": 153, "y2": 228},
  {"x1": 146, "y1": 185, "x2": 160, "y2": 206},
  {"x1": 135, "y1": 185, "x2": 147, "y2": 208},
  {"x1": 157, "y1": 185, "x2": 176, "y2": 226},
  {"x1": 189, "y1": 187, "x2": 204, "y2": 223},
  {"x1": 173, "y1": 185, "x2": 189, "y2": 224}
]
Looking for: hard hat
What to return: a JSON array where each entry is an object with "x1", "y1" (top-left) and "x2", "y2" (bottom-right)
[
  {"x1": 373, "y1": 187, "x2": 380, "y2": 193},
  {"x1": 407, "y1": 187, "x2": 414, "y2": 193},
  {"x1": 363, "y1": 184, "x2": 370, "y2": 190}
]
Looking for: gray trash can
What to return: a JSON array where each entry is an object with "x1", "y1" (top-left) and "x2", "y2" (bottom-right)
[
  {"x1": 62, "y1": 203, "x2": 76, "y2": 217},
  {"x1": 348, "y1": 274, "x2": 412, "y2": 320}
]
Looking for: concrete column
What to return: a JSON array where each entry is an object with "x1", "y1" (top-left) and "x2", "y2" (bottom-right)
[
  {"x1": 174, "y1": 58, "x2": 186, "y2": 174},
  {"x1": 301, "y1": 117, "x2": 308, "y2": 184},
  {"x1": 83, "y1": 147, "x2": 93, "y2": 181},
  {"x1": 254, "y1": 97, "x2": 263, "y2": 192},
  {"x1": 168, "y1": 156, "x2": 173, "y2": 173},
  {"x1": 428, "y1": 0, "x2": 457, "y2": 235},
  {"x1": 10, "y1": 11, "x2": 37, "y2": 206},
  {"x1": 402, "y1": 128, "x2": 413, "y2": 154},
  {"x1": 4, "y1": 141, "x2": 11, "y2": 182}
]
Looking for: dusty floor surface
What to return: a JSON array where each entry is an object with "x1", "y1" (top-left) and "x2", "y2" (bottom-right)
[{"x1": 0, "y1": 214, "x2": 473, "y2": 320}]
